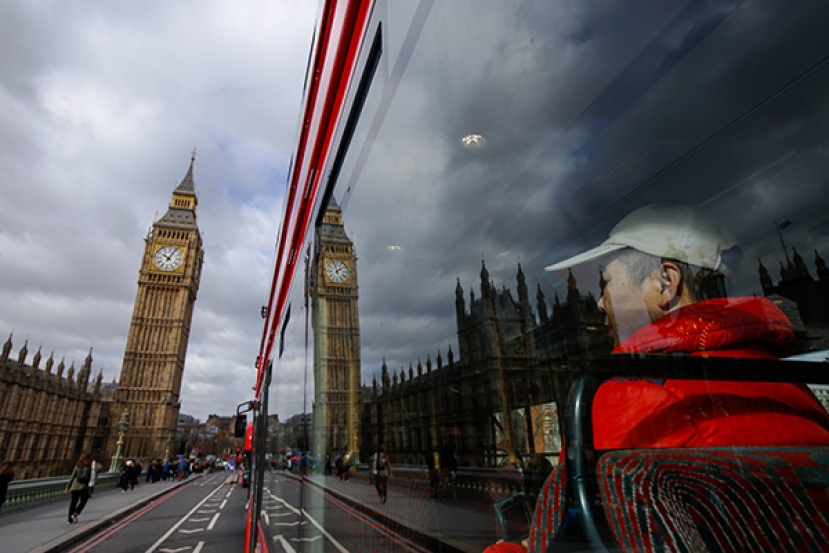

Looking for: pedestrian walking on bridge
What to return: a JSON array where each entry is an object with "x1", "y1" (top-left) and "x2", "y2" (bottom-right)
[
  {"x1": 371, "y1": 446, "x2": 392, "y2": 504},
  {"x1": 64, "y1": 453, "x2": 92, "y2": 524}
]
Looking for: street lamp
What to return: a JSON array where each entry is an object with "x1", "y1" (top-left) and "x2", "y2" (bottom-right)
[
  {"x1": 109, "y1": 410, "x2": 130, "y2": 473},
  {"x1": 164, "y1": 436, "x2": 172, "y2": 463}
]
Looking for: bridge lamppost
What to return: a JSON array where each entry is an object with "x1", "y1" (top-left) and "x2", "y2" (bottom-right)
[
  {"x1": 164, "y1": 436, "x2": 172, "y2": 463},
  {"x1": 109, "y1": 411, "x2": 129, "y2": 473}
]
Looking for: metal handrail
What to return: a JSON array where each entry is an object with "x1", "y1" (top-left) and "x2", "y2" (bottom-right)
[{"x1": 3, "y1": 472, "x2": 121, "y2": 513}]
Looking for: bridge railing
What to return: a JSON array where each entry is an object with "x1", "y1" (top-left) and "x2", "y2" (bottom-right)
[
  {"x1": 3, "y1": 472, "x2": 121, "y2": 513},
  {"x1": 387, "y1": 465, "x2": 550, "y2": 505},
  {"x1": 302, "y1": 463, "x2": 551, "y2": 508}
]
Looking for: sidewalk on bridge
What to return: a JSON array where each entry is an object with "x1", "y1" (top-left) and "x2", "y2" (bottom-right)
[
  {"x1": 299, "y1": 471, "x2": 499, "y2": 553},
  {"x1": 0, "y1": 474, "x2": 198, "y2": 553}
]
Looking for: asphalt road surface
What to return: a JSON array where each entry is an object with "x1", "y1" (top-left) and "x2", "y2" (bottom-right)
[
  {"x1": 259, "y1": 471, "x2": 429, "y2": 553},
  {"x1": 64, "y1": 471, "x2": 245, "y2": 553}
]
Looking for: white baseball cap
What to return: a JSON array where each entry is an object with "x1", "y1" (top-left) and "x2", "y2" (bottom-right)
[{"x1": 545, "y1": 204, "x2": 740, "y2": 274}]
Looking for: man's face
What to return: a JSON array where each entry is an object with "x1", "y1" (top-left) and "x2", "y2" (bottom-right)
[{"x1": 598, "y1": 258, "x2": 661, "y2": 347}]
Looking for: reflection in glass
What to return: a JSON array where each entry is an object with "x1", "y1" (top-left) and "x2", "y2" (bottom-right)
[{"x1": 263, "y1": 1, "x2": 829, "y2": 551}]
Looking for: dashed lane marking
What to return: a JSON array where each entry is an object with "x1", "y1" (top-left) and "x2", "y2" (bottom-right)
[
  {"x1": 207, "y1": 513, "x2": 220, "y2": 531},
  {"x1": 144, "y1": 483, "x2": 225, "y2": 553},
  {"x1": 273, "y1": 520, "x2": 306, "y2": 527},
  {"x1": 290, "y1": 536, "x2": 323, "y2": 543},
  {"x1": 275, "y1": 535, "x2": 297, "y2": 553},
  {"x1": 301, "y1": 508, "x2": 349, "y2": 553}
]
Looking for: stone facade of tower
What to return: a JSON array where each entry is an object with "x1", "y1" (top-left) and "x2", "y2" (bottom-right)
[
  {"x1": 309, "y1": 201, "x2": 361, "y2": 461},
  {"x1": 115, "y1": 156, "x2": 204, "y2": 461}
]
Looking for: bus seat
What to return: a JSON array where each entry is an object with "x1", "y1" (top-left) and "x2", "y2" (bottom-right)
[
  {"x1": 597, "y1": 447, "x2": 829, "y2": 552},
  {"x1": 528, "y1": 462, "x2": 566, "y2": 553}
]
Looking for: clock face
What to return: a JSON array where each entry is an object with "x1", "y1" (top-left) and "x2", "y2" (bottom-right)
[
  {"x1": 326, "y1": 260, "x2": 349, "y2": 283},
  {"x1": 154, "y1": 245, "x2": 183, "y2": 271}
]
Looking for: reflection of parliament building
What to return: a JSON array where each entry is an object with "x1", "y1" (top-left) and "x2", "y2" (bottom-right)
[
  {"x1": 759, "y1": 248, "x2": 829, "y2": 335},
  {"x1": 362, "y1": 261, "x2": 609, "y2": 467},
  {"x1": 358, "y1": 242, "x2": 829, "y2": 467},
  {"x1": 0, "y1": 157, "x2": 202, "y2": 478},
  {"x1": 759, "y1": 246, "x2": 829, "y2": 411}
]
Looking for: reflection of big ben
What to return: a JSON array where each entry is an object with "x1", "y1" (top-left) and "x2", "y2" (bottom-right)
[
  {"x1": 117, "y1": 154, "x2": 204, "y2": 461},
  {"x1": 310, "y1": 200, "x2": 361, "y2": 460}
]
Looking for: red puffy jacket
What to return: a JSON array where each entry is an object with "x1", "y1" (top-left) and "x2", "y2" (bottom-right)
[{"x1": 595, "y1": 296, "x2": 829, "y2": 448}]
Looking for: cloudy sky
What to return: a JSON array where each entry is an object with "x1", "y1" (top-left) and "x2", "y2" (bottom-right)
[
  {"x1": 3, "y1": 0, "x2": 828, "y2": 427},
  {"x1": 0, "y1": 1, "x2": 319, "y2": 422}
]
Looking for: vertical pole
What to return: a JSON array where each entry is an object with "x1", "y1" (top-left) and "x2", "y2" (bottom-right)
[
  {"x1": 248, "y1": 361, "x2": 271, "y2": 553},
  {"x1": 109, "y1": 433, "x2": 124, "y2": 473},
  {"x1": 776, "y1": 221, "x2": 792, "y2": 264}
]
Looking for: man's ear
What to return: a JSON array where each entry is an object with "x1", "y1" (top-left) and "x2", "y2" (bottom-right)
[{"x1": 658, "y1": 262, "x2": 683, "y2": 309}]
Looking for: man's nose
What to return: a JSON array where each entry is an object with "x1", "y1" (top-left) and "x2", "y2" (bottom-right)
[{"x1": 598, "y1": 295, "x2": 606, "y2": 313}]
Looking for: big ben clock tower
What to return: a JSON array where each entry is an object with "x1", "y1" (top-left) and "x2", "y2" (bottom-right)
[
  {"x1": 309, "y1": 200, "x2": 361, "y2": 462},
  {"x1": 117, "y1": 153, "x2": 204, "y2": 461}
]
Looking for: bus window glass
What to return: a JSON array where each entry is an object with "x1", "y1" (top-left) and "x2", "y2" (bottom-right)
[{"x1": 263, "y1": 1, "x2": 829, "y2": 551}]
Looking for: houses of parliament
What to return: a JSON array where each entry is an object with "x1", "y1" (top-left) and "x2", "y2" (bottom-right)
[
  {"x1": 359, "y1": 244, "x2": 829, "y2": 468},
  {"x1": 0, "y1": 156, "x2": 203, "y2": 478}
]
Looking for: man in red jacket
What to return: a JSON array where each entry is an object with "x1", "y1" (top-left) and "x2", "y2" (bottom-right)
[{"x1": 484, "y1": 205, "x2": 829, "y2": 553}]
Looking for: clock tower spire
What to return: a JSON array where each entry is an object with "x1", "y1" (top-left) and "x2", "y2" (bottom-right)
[{"x1": 116, "y1": 153, "x2": 204, "y2": 462}]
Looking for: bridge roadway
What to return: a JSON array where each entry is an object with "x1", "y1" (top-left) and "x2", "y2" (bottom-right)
[
  {"x1": 265, "y1": 470, "x2": 499, "y2": 553},
  {"x1": 0, "y1": 470, "x2": 245, "y2": 553},
  {"x1": 0, "y1": 468, "x2": 504, "y2": 553}
]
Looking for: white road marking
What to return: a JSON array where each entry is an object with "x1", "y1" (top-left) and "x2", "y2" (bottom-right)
[
  {"x1": 267, "y1": 484, "x2": 337, "y2": 552},
  {"x1": 290, "y1": 536, "x2": 323, "y2": 543},
  {"x1": 273, "y1": 520, "x2": 305, "y2": 527},
  {"x1": 268, "y1": 495, "x2": 300, "y2": 515},
  {"x1": 158, "y1": 548, "x2": 192, "y2": 553},
  {"x1": 219, "y1": 499, "x2": 228, "y2": 510},
  {"x1": 275, "y1": 535, "x2": 297, "y2": 553},
  {"x1": 178, "y1": 528, "x2": 204, "y2": 534},
  {"x1": 193, "y1": 542, "x2": 204, "y2": 553},
  {"x1": 144, "y1": 484, "x2": 225, "y2": 553},
  {"x1": 302, "y1": 508, "x2": 350, "y2": 553},
  {"x1": 207, "y1": 513, "x2": 220, "y2": 531}
]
